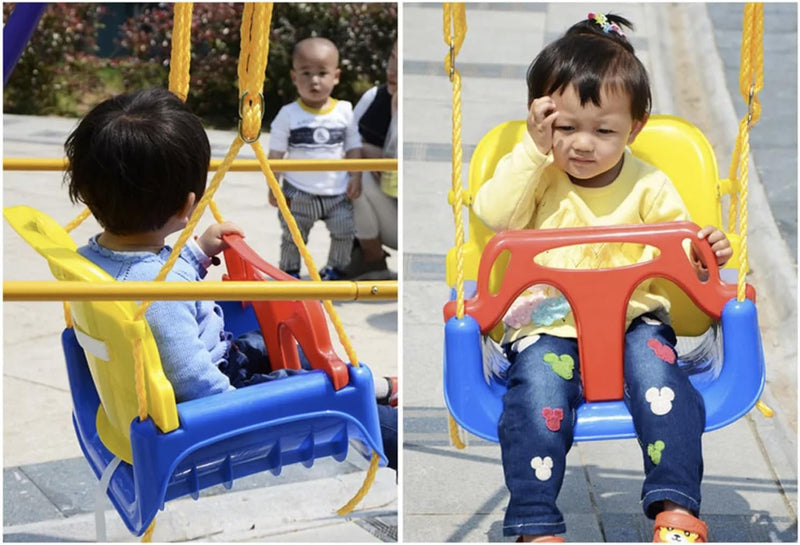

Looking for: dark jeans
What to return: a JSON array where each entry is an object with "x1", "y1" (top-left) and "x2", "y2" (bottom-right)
[
  {"x1": 221, "y1": 330, "x2": 398, "y2": 471},
  {"x1": 499, "y1": 315, "x2": 705, "y2": 537}
]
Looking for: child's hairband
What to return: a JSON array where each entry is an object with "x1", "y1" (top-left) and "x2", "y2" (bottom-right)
[{"x1": 587, "y1": 12, "x2": 626, "y2": 38}]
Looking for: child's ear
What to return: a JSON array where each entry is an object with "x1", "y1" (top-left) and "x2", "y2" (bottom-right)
[
  {"x1": 290, "y1": 70, "x2": 298, "y2": 86},
  {"x1": 627, "y1": 113, "x2": 649, "y2": 145},
  {"x1": 333, "y1": 68, "x2": 341, "y2": 85},
  {"x1": 177, "y1": 192, "x2": 196, "y2": 222}
]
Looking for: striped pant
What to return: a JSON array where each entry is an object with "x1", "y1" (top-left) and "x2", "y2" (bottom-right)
[{"x1": 278, "y1": 181, "x2": 356, "y2": 272}]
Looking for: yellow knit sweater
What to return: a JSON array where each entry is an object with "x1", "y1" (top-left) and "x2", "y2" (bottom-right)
[{"x1": 473, "y1": 131, "x2": 690, "y2": 343}]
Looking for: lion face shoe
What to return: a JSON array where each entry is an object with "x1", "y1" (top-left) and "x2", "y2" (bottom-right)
[{"x1": 652, "y1": 511, "x2": 708, "y2": 543}]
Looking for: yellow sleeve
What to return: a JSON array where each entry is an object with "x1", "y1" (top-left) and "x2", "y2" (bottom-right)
[
  {"x1": 642, "y1": 175, "x2": 691, "y2": 224},
  {"x1": 473, "y1": 131, "x2": 554, "y2": 231},
  {"x1": 640, "y1": 175, "x2": 692, "y2": 264}
]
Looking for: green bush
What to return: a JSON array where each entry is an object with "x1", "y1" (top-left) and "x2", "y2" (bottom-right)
[
  {"x1": 4, "y1": 3, "x2": 397, "y2": 128},
  {"x1": 3, "y1": 4, "x2": 109, "y2": 116},
  {"x1": 118, "y1": 3, "x2": 397, "y2": 126}
]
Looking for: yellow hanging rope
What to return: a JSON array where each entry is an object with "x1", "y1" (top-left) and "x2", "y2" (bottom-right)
[
  {"x1": 140, "y1": 518, "x2": 156, "y2": 542},
  {"x1": 444, "y1": 3, "x2": 467, "y2": 321},
  {"x1": 233, "y1": 4, "x2": 379, "y2": 511},
  {"x1": 168, "y1": 3, "x2": 193, "y2": 102},
  {"x1": 728, "y1": 4, "x2": 772, "y2": 420},
  {"x1": 443, "y1": 3, "x2": 468, "y2": 451},
  {"x1": 60, "y1": 207, "x2": 93, "y2": 328},
  {"x1": 727, "y1": 3, "x2": 763, "y2": 303}
]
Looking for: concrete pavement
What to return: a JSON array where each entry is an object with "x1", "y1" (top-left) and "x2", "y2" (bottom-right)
[
  {"x1": 403, "y1": 3, "x2": 796, "y2": 541},
  {"x1": 2, "y1": 116, "x2": 398, "y2": 540}
]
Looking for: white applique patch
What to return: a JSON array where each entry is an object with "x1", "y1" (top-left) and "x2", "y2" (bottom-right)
[
  {"x1": 530, "y1": 456, "x2": 553, "y2": 481},
  {"x1": 512, "y1": 335, "x2": 541, "y2": 354},
  {"x1": 645, "y1": 386, "x2": 675, "y2": 416},
  {"x1": 641, "y1": 316, "x2": 662, "y2": 326}
]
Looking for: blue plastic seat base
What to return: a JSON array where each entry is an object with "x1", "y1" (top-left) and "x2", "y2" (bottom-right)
[
  {"x1": 64, "y1": 302, "x2": 385, "y2": 536},
  {"x1": 444, "y1": 298, "x2": 766, "y2": 443}
]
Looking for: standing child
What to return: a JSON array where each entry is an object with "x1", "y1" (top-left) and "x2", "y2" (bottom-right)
[
  {"x1": 472, "y1": 14, "x2": 732, "y2": 543},
  {"x1": 268, "y1": 37, "x2": 362, "y2": 280}
]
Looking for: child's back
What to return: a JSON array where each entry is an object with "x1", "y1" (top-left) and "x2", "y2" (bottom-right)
[{"x1": 65, "y1": 88, "x2": 242, "y2": 401}]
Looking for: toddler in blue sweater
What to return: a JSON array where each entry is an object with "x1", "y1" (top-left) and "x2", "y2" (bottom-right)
[
  {"x1": 65, "y1": 88, "x2": 275, "y2": 401},
  {"x1": 65, "y1": 89, "x2": 398, "y2": 471}
]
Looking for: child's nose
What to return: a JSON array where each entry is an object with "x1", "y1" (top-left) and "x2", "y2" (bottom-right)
[{"x1": 572, "y1": 132, "x2": 594, "y2": 151}]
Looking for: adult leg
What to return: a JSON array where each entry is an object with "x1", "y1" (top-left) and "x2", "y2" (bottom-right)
[
  {"x1": 352, "y1": 171, "x2": 382, "y2": 242},
  {"x1": 354, "y1": 171, "x2": 398, "y2": 251},
  {"x1": 346, "y1": 172, "x2": 397, "y2": 278},
  {"x1": 278, "y1": 183, "x2": 319, "y2": 274},
  {"x1": 623, "y1": 315, "x2": 706, "y2": 519},
  {"x1": 500, "y1": 334, "x2": 583, "y2": 538}
]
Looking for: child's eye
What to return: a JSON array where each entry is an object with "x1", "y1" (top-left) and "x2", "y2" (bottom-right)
[
  {"x1": 597, "y1": 128, "x2": 615, "y2": 134},
  {"x1": 554, "y1": 125, "x2": 574, "y2": 132}
]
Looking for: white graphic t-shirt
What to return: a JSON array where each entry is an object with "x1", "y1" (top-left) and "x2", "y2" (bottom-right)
[{"x1": 269, "y1": 99, "x2": 361, "y2": 195}]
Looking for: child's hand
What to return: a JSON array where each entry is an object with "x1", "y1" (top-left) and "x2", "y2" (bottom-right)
[
  {"x1": 197, "y1": 221, "x2": 244, "y2": 257},
  {"x1": 697, "y1": 225, "x2": 733, "y2": 266},
  {"x1": 527, "y1": 96, "x2": 559, "y2": 155},
  {"x1": 268, "y1": 191, "x2": 278, "y2": 207},
  {"x1": 346, "y1": 176, "x2": 362, "y2": 200}
]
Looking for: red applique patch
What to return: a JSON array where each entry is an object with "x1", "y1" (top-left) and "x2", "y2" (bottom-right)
[
  {"x1": 647, "y1": 338, "x2": 676, "y2": 364},
  {"x1": 542, "y1": 407, "x2": 564, "y2": 431}
]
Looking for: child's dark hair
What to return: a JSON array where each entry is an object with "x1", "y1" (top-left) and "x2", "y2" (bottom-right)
[
  {"x1": 526, "y1": 14, "x2": 651, "y2": 121},
  {"x1": 65, "y1": 88, "x2": 210, "y2": 234}
]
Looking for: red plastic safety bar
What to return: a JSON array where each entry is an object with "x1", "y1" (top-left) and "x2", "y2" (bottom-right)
[
  {"x1": 443, "y1": 222, "x2": 755, "y2": 402},
  {"x1": 221, "y1": 234, "x2": 349, "y2": 390}
]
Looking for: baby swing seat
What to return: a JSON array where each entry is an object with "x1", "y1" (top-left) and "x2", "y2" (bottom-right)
[
  {"x1": 4, "y1": 205, "x2": 385, "y2": 536},
  {"x1": 443, "y1": 116, "x2": 766, "y2": 442}
]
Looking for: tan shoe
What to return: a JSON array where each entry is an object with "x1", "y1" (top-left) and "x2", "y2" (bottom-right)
[{"x1": 652, "y1": 511, "x2": 708, "y2": 542}]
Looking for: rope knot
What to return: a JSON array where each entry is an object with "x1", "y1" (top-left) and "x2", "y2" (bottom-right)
[{"x1": 238, "y1": 91, "x2": 264, "y2": 143}]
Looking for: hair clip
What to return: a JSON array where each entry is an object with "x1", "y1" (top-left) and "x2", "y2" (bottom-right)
[{"x1": 587, "y1": 12, "x2": 626, "y2": 38}]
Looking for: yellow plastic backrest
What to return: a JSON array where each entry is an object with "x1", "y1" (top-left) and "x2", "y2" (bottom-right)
[
  {"x1": 447, "y1": 115, "x2": 738, "y2": 336},
  {"x1": 4, "y1": 206, "x2": 179, "y2": 463}
]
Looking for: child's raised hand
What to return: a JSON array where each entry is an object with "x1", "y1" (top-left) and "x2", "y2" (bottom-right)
[
  {"x1": 527, "y1": 96, "x2": 559, "y2": 155},
  {"x1": 697, "y1": 225, "x2": 733, "y2": 266},
  {"x1": 197, "y1": 221, "x2": 245, "y2": 257}
]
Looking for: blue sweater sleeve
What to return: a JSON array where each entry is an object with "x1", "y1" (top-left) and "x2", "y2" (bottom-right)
[
  {"x1": 77, "y1": 236, "x2": 235, "y2": 401},
  {"x1": 145, "y1": 298, "x2": 233, "y2": 401}
]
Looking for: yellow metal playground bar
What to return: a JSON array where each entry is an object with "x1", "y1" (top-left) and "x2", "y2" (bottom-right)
[
  {"x1": 3, "y1": 157, "x2": 398, "y2": 302},
  {"x1": 4, "y1": 157, "x2": 397, "y2": 173}
]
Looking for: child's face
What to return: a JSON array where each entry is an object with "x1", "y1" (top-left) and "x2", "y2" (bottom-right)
[
  {"x1": 549, "y1": 84, "x2": 645, "y2": 187},
  {"x1": 291, "y1": 42, "x2": 341, "y2": 109}
]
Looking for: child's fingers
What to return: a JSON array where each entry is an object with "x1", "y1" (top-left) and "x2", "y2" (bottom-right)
[
  {"x1": 715, "y1": 246, "x2": 733, "y2": 265},
  {"x1": 218, "y1": 221, "x2": 245, "y2": 237},
  {"x1": 531, "y1": 97, "x2": 556, "y2": 123},
  {"x1": 696, "y1": 225, "x2": 715, "y2": 239},
  {"x1": 542, "y1": 109, "x2": 558, "y2": 129}
]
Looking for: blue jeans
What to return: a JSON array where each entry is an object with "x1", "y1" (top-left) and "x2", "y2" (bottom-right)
[
  {"x1": 220, "y1": 330, "x2": 311, "y2": 387},
  {"x1": 222, "y1": 330, "x2": 398, "y2": 471},
  {"x1": 499, "y1": 315, "x2": 705, "y2": 537}
]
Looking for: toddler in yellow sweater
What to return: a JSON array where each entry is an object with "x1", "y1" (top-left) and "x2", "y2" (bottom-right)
[{"x1": 473, "y1": 13, "x2": 730, "y2": 543}]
